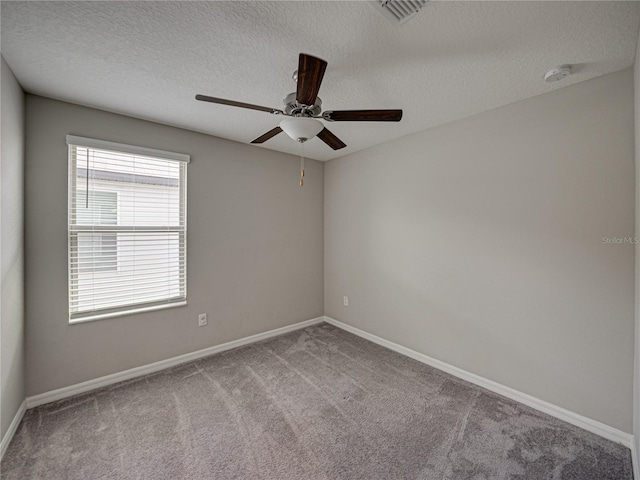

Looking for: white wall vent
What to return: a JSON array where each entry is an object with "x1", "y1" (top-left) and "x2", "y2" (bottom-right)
[{"x1": 372, "y1": 0, "x2": 429, "y2": 26}]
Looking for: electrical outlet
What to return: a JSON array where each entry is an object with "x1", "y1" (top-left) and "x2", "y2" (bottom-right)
[
  {"x1": 343, "y1": 296, "x2": 349, "y2": 307},
  {"x1": 198, "y1": 313, "x2": 207, "y2": 327}
]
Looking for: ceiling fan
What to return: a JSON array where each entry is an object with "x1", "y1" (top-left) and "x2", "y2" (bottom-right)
[{"x1": 196, "y1": 53, "x2": 403, "y2": 151}]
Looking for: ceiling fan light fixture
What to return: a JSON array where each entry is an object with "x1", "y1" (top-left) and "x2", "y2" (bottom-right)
[
  {"x1": 197, "y1": 53, "x2": 402, "y2": 151},
  {"x1": 279, "y1": 117, "x2": 324, "y2": 143}
]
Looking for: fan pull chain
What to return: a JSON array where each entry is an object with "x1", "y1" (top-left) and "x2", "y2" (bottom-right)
[{"x1": 299, "y1": 142, "x2": 305, "y2": 187}]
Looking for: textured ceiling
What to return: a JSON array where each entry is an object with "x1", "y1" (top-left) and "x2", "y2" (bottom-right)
[{"x1": 2, "y1": 1, "x2": 639, "y2": 161}]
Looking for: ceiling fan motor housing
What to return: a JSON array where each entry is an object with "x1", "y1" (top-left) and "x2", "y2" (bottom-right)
[{"x1": 283, "y1": 92, "x2": 322, "y2": 117}]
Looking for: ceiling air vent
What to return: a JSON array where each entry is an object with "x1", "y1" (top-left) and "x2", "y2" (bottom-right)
[{"x1": 372, "y1": 0, "x2": 429, "y2": 26}]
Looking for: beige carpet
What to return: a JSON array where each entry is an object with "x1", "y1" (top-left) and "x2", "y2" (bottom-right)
[{"x1": 1, "y1": 323, "x2": 633, "y2": 479}]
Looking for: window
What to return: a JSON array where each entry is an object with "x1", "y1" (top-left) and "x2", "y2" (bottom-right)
[
  {"x1": 76, "y1": 190, "x2": 118, "y2": 273},
  {"x1": 67, "y1": 135, "x2": 189, "y2": 323}
]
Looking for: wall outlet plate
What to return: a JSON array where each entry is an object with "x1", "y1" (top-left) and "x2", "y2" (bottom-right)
[
  {"x1": 343, "y1": 296, "x2": 349, "y2": 307},
  {"x1": 198, "y1": 313, "x2": 207, "y2": 327}
]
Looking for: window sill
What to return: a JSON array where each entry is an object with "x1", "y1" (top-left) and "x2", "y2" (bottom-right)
[{"x1": 69, "y1": 300, "x2": 187, "y2": 324}]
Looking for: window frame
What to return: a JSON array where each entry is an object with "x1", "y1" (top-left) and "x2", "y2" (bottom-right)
[{"x1": 67, "y1": 135, "x2": 189, "y2": 324}]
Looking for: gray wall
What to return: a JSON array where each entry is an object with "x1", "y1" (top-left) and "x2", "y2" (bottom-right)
[
  {"x1": 325, "y1": 69, "x2": 636, "y2": 433},
  {"x1": 25, "y1": 95, "x2": 324, "y2": 396},
  {"x1": 1, "y1": 57, "x2": 25, "y2": 439},
  {"x1": 634, "y1": 27, "x2": 640, "y2": 468}
]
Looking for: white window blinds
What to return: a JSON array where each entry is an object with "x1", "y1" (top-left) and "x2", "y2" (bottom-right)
[{"x1": 67, "y1": 135, "x2": 189, "y2": 323}]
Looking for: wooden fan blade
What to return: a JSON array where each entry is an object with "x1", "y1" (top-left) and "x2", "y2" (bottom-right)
[
  {"x1": 317, "y1": 128, "x2": 347, "y2": 150},
  {"x1": 196, "y1": 95, "x2": 283, "y2": 114},
  {"x1": 296, "y1": 53, "x2": 327, "y2": 106},
  {"x1": 323, "y1": 110, "x2": 403, "y2": 122},
  {"x1": 251, "y1": 126, "x2": 283, "y2": 144}
]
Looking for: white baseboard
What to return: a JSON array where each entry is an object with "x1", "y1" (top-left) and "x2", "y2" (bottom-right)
[
  {"x1": 632, "y1": 438, "x2": 639, "y2": 480},
  {"x1": 323, "y1": 316, "x2": 634, "y2": 450},
  {"x1": 26, "y1": 317, "x2": 324, "y2": 409},
  {"x1": 1, "y1": 400, "x2": 26, "y2": 460}
]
